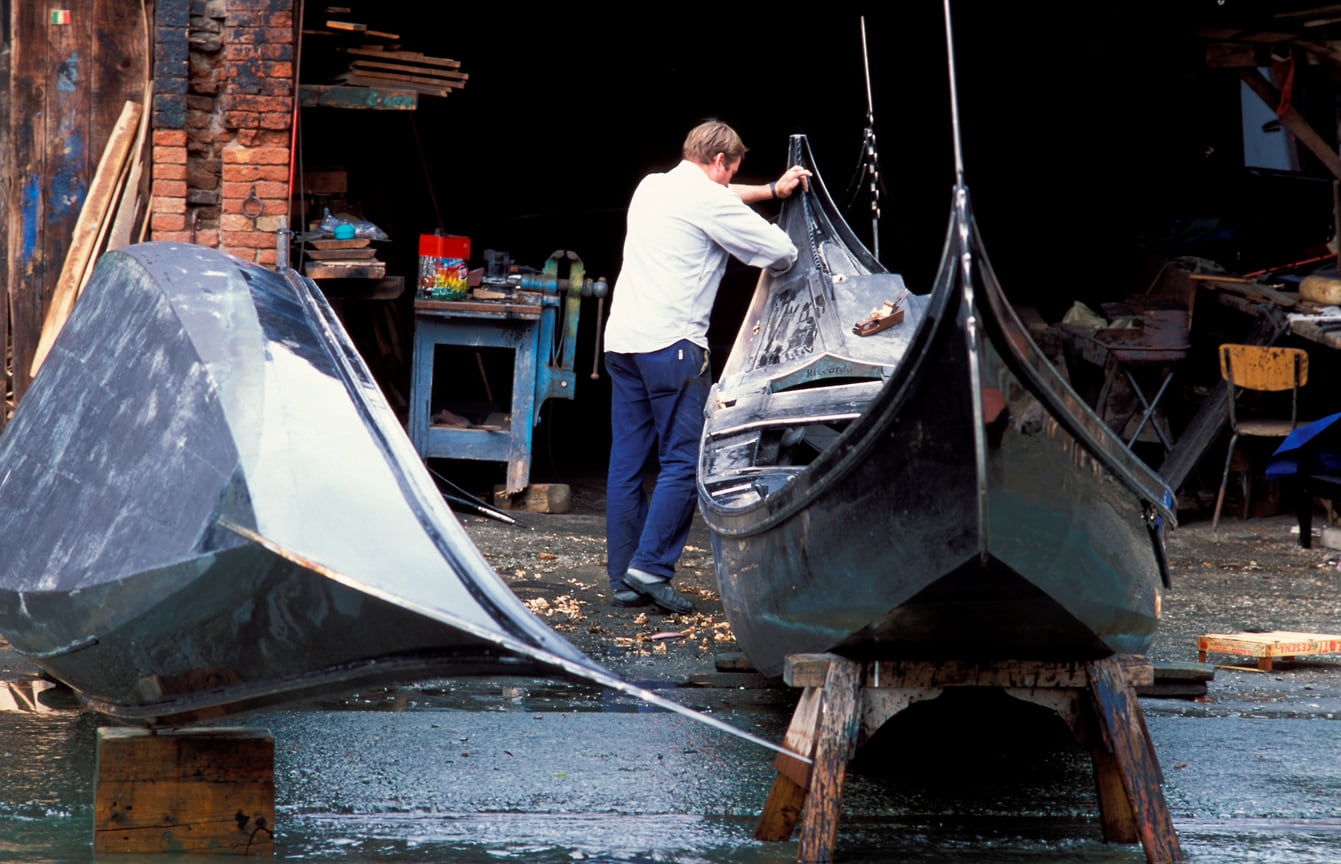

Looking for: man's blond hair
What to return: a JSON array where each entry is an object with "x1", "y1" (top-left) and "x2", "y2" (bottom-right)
[{"x1": 682, "y1": 121, "x2": 747, "y2": 165}]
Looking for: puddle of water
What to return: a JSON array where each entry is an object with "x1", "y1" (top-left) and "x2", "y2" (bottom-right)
[{"x1": 4, "y1": 688, "x2": 1341, "y2": 862}]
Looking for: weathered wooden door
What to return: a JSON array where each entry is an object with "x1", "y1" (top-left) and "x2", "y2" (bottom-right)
[{"x1": 3, "y1": 0, "x2": 147, "y2": 427}]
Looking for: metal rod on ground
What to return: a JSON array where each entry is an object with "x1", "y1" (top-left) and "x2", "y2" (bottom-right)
[{"x1": 427, "y1": 465, "x2": 522, "y2": 527}]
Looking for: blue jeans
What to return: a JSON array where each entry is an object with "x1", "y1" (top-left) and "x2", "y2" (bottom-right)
[{"x1": 605, "y1": 340, "x2": 710, "y2": 591}]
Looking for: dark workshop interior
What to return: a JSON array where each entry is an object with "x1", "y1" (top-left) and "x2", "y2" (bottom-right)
[{"x1": 293, "y1": 2, "x2": 1341, "y2": 514}]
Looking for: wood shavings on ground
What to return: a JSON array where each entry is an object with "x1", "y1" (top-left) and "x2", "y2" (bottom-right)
[{"x1": 523, "y1": 595, "x2": 585, "y2": 627}]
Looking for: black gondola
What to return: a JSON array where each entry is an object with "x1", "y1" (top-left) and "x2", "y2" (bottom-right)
[{"x1": 698, "y1": 136, "x2": 1175, "y2": 677}]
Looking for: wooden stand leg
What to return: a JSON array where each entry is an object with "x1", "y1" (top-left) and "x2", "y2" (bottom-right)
[
  {"x1": 796, "y1": 656, "x2": 862, "y2": 864},
  {"x1": 1087, "y1": 657, "x2": 1184, "y2": 863},
  {"x1": 94, "y1": 727, "x2": 275, "y2": 855},
  {"x1": 756, "y1": 687, "x2": 824, "y2": 841},
  {"x1": 1091, "y1": 746, "x2": 1140, "y2": 843}
]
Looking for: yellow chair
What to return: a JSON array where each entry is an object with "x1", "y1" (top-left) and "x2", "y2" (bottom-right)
[{"x1": 1213, "y1": 344, "x2": 1309, "y2": 531}]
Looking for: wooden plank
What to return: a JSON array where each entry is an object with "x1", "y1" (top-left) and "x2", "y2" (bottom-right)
[
  {"x1": 1091, "y1": 745, "x2": 1141, "y2": 844},
  {"x1": 784, "y1": 654, "x2": 1099, "y2": 690},
  {"x1": 1087, "y1": 656, "x2": 1184, "y2": 863},
  {"x1": 415, "y1": 299, "x2": 542, "y2": 318},
  {"x1": 350, "y1": 59, "x2": 468, "y2": 81},
  {"x1": 105, "y1": 99, "x2": 150, "y2": 252},
  {"x1": 345, "y1": 46, "x2": 462, "y2": 68},
  {"x1": 797, "y1": 657, "x2": 862, "y2": 863},
  {"x1": 304, "y1": 261, "x2": 387, "y2": 280},
  {"x1": 304, "y1": 247, "x2": 377, "y2": 260},
  {"x1": 755, "y1": 686, "x2": 824, "y2": 842},
  {"x1": 308, "y1": 236, "x2": 370, "y2": 250},
  {"x1": 345, "y1": 69, "x2": 461, "y2": 95},
  {"x1": 30, "y1": 101, "x2": 142, "y2": 377},
  {"x1": 94, "y1": 727, "x2": 274, "y2": 854},
  {"x1": 299, "y1": 83, "x2": 418, "y2": 110},
  {"x1": 77, "y1": 137, "x2": 136, "y2": 294},
  {"x1": 344, "y1": 73, "x2": 453, "y2": 98}
]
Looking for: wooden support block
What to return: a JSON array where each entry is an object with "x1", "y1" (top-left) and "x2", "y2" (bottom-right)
[
  {"x1": 94, "y1": 727, "x2": 274, "y2": 855},
  {"x1": 1091, "y1": 746, "x2": 1141, "y2": 844},
  {"x1": 797, "y1": 657, "x2": 862, "y2": 863},
  {"x1": 491, "y1": 483, "x2": 571, "y2": 514},
  {"x1": 1087, "y1": 657, "x2": 1184, "y2": 863},
  {"x1": 756, "y1": 685, "x2": 824, "y2": 842}
]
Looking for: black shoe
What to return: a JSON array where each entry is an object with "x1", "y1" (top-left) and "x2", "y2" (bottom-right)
[
  {"x1": 611, "y1": 589, "x2": 651, "y2": 608},
  {"x1": 624, "y1": 569, "x2": 694, "y2": 615}
]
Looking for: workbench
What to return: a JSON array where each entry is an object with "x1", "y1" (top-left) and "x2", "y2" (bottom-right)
[{"x1": 408, "y1": 298, "x2": 551, "y2": 493}]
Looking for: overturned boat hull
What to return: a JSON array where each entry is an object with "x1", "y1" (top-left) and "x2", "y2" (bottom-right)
[
  {"x1": 699, "y1": 138, "x2": 1173, "y2": 677},
  {"x1": 0, "y1": 243, "x2": 603, "y2": 725}
]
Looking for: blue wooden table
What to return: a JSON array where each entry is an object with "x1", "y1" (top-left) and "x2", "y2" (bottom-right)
[{"x1": 408, "y1": 299, "x2": 549, "y2": 493}]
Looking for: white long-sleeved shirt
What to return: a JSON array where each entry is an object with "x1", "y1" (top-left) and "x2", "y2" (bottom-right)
[{"x1": 604, "y1": 160, "x2": 797, "y2": 355}]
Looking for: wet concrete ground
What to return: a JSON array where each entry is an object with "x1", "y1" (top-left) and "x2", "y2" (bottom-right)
[{"x1": 4, "y1": 484, "x2": 1341, "y2": 862}]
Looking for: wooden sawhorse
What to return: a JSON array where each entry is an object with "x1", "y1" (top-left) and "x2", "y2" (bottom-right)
[{"x1": 756, "y1": 653, "x2": 1183, "y2": 863}]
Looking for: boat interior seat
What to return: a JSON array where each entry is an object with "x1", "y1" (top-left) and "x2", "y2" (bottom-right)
[{"x1": 1213, "y1": 343, "x2": 1309, "y2": 531}]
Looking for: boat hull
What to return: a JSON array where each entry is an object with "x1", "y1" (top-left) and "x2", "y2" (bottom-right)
[
  {"x1": 699, "y1": 139, "x2": 1171, "y2": 677},
  {"x1": 0, "y1": 243, "x2": 599, "y2": 723}
]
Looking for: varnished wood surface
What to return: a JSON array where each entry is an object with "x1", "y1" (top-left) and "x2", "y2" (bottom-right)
[{"x1": 94, "y1": 727, "x2": 275, "y2": 854}]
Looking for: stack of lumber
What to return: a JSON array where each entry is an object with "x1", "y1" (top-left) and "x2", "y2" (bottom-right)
[
  {"x1": 30, "y1": 100, "x2": 150, "y2": 377},
  {"x1": 302, "y1": 237, "x2": 386, "y2": 280},
  {"x1": 338, "y1": 47, "x2": 468, "y2": 99},
  {"x1": 305, "y1": 13, "x2": 467, "y2": 100}
]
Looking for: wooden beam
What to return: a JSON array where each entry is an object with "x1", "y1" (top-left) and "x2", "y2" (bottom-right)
[
  {"x1": 1239, "y1": 67, "x2": 1341, "y2": 181},
  {"x1": 300, "y1": 83, "x2": 418, "y2": 110},
  {"x1": 346, "y1": 67, "x2": 464, "y2": 90},
  {"x1": 105, "y1": 96, "x2": 150, "y2": 252},
  {"x1": 1087, "y1": 656, "x2": 1185, "y2": 862},
  {"x1": 796, "y1": 656, "x2": 862, "y2": 863},
  {"x1": 345, "y1": 47, "x2": 461, "y2": 68},
  {"x1": 345, "y1": 73, "x2": 452, "y2": 98},
  {"x1": 350, "y1": 59, "x2": 468, "y2": 81}
]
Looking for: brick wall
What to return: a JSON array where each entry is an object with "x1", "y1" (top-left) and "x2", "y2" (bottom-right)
[{"x1": 150, "y1": 0, "x2": 295, "y2": 266}]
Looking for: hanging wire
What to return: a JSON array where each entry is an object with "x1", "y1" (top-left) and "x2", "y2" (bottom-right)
[
  {"x1": 943, "y1": 0, "x2": 966, "y2": 188},
  {"x1": 860, "y1": 15, "x2": 881, "y2": 260}
]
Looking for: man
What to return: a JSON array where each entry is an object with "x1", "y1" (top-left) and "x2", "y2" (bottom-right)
[{"x1": 604, "y1": 120, "x2": 811, "y2": 614}]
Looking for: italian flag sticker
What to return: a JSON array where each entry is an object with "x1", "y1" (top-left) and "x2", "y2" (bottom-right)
[{"x1": 51, "y1": 10, "x2": 70, "y2": 24}]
